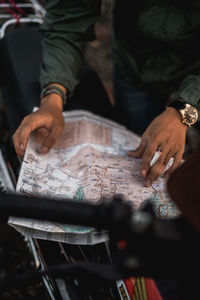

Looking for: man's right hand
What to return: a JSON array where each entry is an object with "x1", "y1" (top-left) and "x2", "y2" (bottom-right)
[{"x1": 13, "y1": 94, "x2": 65, "y2": 156}]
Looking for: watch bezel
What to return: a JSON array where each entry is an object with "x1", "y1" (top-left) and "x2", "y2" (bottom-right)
[{"x1": 179, "y1": 104, "x2": 198, "y2": 127}]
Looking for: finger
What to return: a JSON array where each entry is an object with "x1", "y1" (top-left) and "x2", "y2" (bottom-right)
[
  {"x1": 140, "y1": 142, "x2": 159, "y2": 178},
  {"x1": 12, "y1": 114, "x2": 39, "y2": 156},
  {"x1": 13, "y1": 128, "x2": 25, "y2": 157},
  {"x1": 164, "y1": 152, "x2": 183, "y2": 178},
  {"x1": 12, "y1": 119, "x2": 31, "y2": 156},
  {"x1": 32, "y1": 128, "x2": 49, "y2": 144},
  {"x1": 18, "y1": 116, "x2": 52, "y2": 152},
  {"x1": 40, "y1": 124, "x2": 64, "y2": 154},
  {"x1": 127, "y1": 140, "x2": 147, "y2": 158},
  {"x1": 145, "y1": 149, "x2": 172, "y2": 187}
]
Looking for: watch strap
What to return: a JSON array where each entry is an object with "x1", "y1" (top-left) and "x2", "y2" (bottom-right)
[{"x1": 168, "y1": 99, "x2": 186, "y2": 110}]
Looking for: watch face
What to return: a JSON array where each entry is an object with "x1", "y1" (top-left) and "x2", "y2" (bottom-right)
[{"x1": 183, "y1": 106, "x2": 198, "y2": 125}]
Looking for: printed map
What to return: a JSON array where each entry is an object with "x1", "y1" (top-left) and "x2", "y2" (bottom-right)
[{"x1": 9, "y1": 110, "x2": 179, "y2": 245}]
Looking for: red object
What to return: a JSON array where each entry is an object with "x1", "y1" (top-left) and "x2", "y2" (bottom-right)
[
  {"x1": 123, "y1": 277, "x2": 163, "y2": 300},
  {"x1": 146, "y1": 278, "x2": 163, "y2": 300}
]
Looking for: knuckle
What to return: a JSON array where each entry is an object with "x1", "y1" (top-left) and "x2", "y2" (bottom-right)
[
  {"x1": 148, "y1": 143, "x2": 157, "y2": 151},
  {"x1": 149, "y1": 164, "x2": 162, "y2": 177},
  {"x1": 141, "y1": 163, "x2": 149, "y2": 171},
  {"x1": 23, "y1": 115, "x2": 29, "y2": 122},
  {"x1": 168, "y1": 141, "x2": 175, "y2": 148},
  {"x1": 165, "y1": 138, "x2": 175, "y2": 147},
  {"x1": 151, "y1": 136, "x2": 160, "y2": 145},
  {"x1": 156, "y1": 156, "x2": 165, "y2": 165},
  {"x1": 25, "y1": 123, "x2": 33, "y2": 132},
  {"x1": 174, "y1": 159, "x2": 182, "y2": 166},
  {"x1": 147, "y1": 171, "x2": 157, "y2": 182},
  {"x1": 143, "y1": 152, "x2": 153, "y2": 163}
]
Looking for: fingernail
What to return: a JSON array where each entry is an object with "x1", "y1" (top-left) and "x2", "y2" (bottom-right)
[
  {"x1": 20, "y1": 143, "x2": 24, "y2": 150},
  {"x1": 41, "y1": 146, "x2": 49, "y2": 154},
  {"x1": 141, "y1": 169, "x2": 146, "y2": 177},
  {"x1": 145, "y1": 180, "x2": 151, "y2": 187}
]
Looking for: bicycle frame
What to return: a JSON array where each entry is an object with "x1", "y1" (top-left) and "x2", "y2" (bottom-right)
[{"x1": 0, "y1": 0, "x2": 45, "y2": 39}]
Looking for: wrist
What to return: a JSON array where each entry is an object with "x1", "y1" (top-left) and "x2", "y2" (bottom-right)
[
  {"x1": 165, "y1": 107, "x2": 188, "y2": 128},
  {"x1": 40, "y1": 83, "x2": 67, "y2": 108},
  {"x1": 40, "y1": 93, "x2": 63, "y2": 112}
]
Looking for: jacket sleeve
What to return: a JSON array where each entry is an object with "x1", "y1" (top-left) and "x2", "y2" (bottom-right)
[
  {"x1": 40, "y1": 0, "x2": 101, "y2": 96},
  {"x1": 175, "y1": 75, "x2": 200, "y2": 121}
]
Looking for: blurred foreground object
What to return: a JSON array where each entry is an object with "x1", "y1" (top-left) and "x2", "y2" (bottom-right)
[{"x1": 167, "y1": 149, "x2": 200, "y2": 233}]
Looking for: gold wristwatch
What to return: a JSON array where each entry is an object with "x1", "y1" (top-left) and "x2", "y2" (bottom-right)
[{"x1": 169, "y1": 100, "x2": 198, "y2": 127}]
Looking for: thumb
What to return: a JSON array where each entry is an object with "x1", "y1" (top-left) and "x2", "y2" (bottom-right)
[
  {"x1": 127, "y1": 142, "x2": 146, "y2": 158},
  {"x1": 40, "y1": 125, "x2": 63, "y2": 154},
  {"x1": 127, "y1": 149, "x2": 142, "y2": 158}
]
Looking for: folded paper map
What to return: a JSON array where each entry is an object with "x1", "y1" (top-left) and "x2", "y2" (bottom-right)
[{"x1": 9, "y1": 110, "x2": 179, "y2": 245}]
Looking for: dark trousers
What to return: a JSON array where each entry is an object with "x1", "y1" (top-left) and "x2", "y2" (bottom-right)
[{"x1": 114, "y1": 73, "x2": 165, "y2": 136}]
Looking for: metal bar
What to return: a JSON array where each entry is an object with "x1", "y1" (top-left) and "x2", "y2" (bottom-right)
[
  {"x1": 0, "y1": 17, "x2": 43, "y2": 39},
  {"x1": 0, "y1": 14, "x2": 38, "y2": 18},
  {"x1": 0, "y1": 1, "x2": 45, "y2": 17},
  {"x1": 0, "y1": 4, "x2": 34, "y2": 7},
  {"x1": 30, "y1": 0, "x2": 46, "y2": 16}
]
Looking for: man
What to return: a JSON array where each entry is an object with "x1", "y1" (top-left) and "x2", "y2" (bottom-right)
[{"x1": 13, "y1": 0, "x2": 200, "y2": 187}]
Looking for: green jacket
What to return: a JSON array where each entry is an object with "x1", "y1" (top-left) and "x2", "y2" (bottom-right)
[{"x1": 40, "y1": 0, "x2": 200, "y2": 119}]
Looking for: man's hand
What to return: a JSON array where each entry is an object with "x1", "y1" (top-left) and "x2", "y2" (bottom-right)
[
  {"x1": 13, "y1": 94, "x2": 65, "y2": 156},
  {"x1": 128, "y1": 107, "x2": 187, "y2": 186}
]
